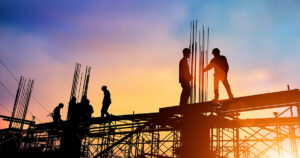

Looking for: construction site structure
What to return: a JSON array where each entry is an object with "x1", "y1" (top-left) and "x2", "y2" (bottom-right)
[
  {"x1": 1, "y1": 89, "x2": 300, "y2": 157},
  {"x1": 1, "y1": 22, "x2": 300, "y2": 158},
  {"x1": 0, "y1": 76, "x2": 35, "y2": 157}
]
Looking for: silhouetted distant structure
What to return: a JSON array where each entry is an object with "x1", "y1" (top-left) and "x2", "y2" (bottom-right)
[
  {"x1": 179, "y1": 48, "x2": 193, "y2": 105},
  {"x1": 52, "y1": 103, "x2": 64, "y2": 123},
  {"x1": 204, "y1": 48, "x2": 233, "y2": 102},
  {"x1": 101, "y1": 86, "x2": 111, "y2": 117}
]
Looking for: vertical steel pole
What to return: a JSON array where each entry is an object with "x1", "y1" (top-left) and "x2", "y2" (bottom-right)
[
  {"x1": 9, "y1": 77, "x2": 23, "y2": 128},
  {"x1": 20, "y1": 79, "x2": 34, "y2": 130},
  {"x1": 77, "y1": 73, "x2": 83, "y2": 101},
  {"x1": 190, "y1": 21, "x2": 195, "y2": 104},
  {"x1": 194, "y1": 20, "x2": 197, "y2": 103},
  {"x1": 188, "y1": 21, "x2": 192, "y2": 104},
  {"x1": 199, "y1": 30, "x2": 202, "y2": 103},
  {"x1": 201, "y1": 25, "x2": 205, "y2": 102},
  {"x1": 206, "y1": 27, "x2": 210, "y2": 102},
  {"x1": 289, "y1": 106, "x2": 298, "y2": 158}
]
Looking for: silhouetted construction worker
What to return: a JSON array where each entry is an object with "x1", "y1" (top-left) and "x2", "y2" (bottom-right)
[
  {"x1": 101, "y1": 86, "x2": 111, "y2": 117},
  {"x1": 82, "y1": 98, "x2": 94, "y2": 120},
  {"x1": 53, "y1": 103, "x2": 64, "y2": 123},
  {"x1": 79, "y1": 95, "x2": 88, "y2": 120},
  {"x1": 179, "y1": 48, "x2": 193, "y2": 105},
  {"x1": 86, "y1": 99, "x2": 94, "y2": 119},
  {"x1": 67, "y1": 96, "x2": 77, "y2": 121},
  {"x1": 204, "y1": 48, "x2": 234, "y2": 102}
]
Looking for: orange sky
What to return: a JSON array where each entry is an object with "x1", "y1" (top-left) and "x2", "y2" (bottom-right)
[{"x1": 1, "y1": 0, "x2": 300, "y2": 130}]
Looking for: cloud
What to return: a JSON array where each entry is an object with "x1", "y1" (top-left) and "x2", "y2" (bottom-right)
[
  {"x1": 0, "y1": 1, "x2": 188, "y2": 125},
  {"x1": 2, "y1": 0, "x2": 300, "y2": 129}
]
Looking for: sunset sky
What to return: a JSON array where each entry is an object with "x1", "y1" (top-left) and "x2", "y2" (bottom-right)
[{"x1": 1, "y1": 0, "x2": 300, "y2": 129}]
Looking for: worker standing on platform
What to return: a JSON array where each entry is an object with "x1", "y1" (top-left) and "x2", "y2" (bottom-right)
[
  {"x1": 179, "y1": 48, "x2": 193, "y2": 105},
  {"x1": 67, "y1": 97, "x2": 77, "y2": 121},
  {"x1": 78, "y1": 95, "x2": 88, "y2": 120},
  {"x1": 101, "y1": 86, "x2": 111, "y2": 118},
  {"x1": 204, "y1": 48, "x2": 234, "y2": 102},
  {"x1": 87, "y1": 99, "x2": 94, "y2": 118},
  {"x1": 53, "y1": 103, "x2": 64, "y2": 123}
]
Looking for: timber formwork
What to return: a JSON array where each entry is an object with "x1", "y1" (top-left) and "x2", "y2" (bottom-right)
[{"x1": 4, "y1": 89, "x2": 300, "y2": 158}]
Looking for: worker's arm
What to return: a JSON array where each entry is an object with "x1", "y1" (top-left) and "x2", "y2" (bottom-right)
[{"x1": 204, "y1": 60, "x2": 214, "y2": 72}]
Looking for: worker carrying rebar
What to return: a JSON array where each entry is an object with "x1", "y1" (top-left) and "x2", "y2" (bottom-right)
[
  {"x1": 101, "y1": 85, "x2": 111, "y2": 117},
  {"x1": 179, "y1": 48, "x2": 193, "y2": 105},
  {"x1": 204, "y1": 48, "x2": 234, "y2": 102},
  {"x1": 53, "y1": 103, "x2": 64, "y2": 123}
]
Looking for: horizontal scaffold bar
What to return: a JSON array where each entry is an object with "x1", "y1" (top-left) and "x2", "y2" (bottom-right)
[{"x1": 160, "y1": 89, "x2": 300, "y2": 114}]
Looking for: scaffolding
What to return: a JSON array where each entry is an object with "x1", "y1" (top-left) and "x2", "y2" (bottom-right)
[{"x1": 0, "y1": 89, "x2": 298, "y2": 157}]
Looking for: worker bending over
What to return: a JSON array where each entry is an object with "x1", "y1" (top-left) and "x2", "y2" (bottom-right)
[{"x1": 53, "y1": 103, "x2": 64, "y2": 123}]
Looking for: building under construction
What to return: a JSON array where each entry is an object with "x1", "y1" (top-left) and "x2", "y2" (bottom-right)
[
  {"x1": 1, "y1": 88, "x2": 300, "y2": 158},
  {"x1": 1, "y1": 22, "x2": 300, "y2": 158}
]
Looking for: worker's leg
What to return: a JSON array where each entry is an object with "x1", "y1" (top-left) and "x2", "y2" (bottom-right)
[
  {"x1": 101, "y1": 107, "x2": 105, "y2": 118},
  {"x1": 179, "y1": 86, "x2": 185, "y2": 105},
  {"x1": 106, "y1": 104, "x2": 111, "y2": 117},
  {"x1": 180, "y1": 82, "x2": 191, "y2": 105},
  {"x1": 182, "y1": 82, "x2": 191, "y2": 105},
  {"x1": 222, "y1": 76, "x2": 234, "y2": 99},
  {"x1": 214, "y1": 76, "x2": 220, "y2": 101},
  {"x1": 53, "y1": 118, "x2": 57, "y2": 123},
  {"x1": 102, "y1": 105, "x2": 109, "y2": 117}
]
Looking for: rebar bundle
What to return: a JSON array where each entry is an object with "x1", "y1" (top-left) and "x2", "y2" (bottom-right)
[
  {"x1": 189, "y1": 20, "x2": 210, "y2": 103},
  {"x1": 9, "y1": 76, "x2": 34, "y2": 130}
]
